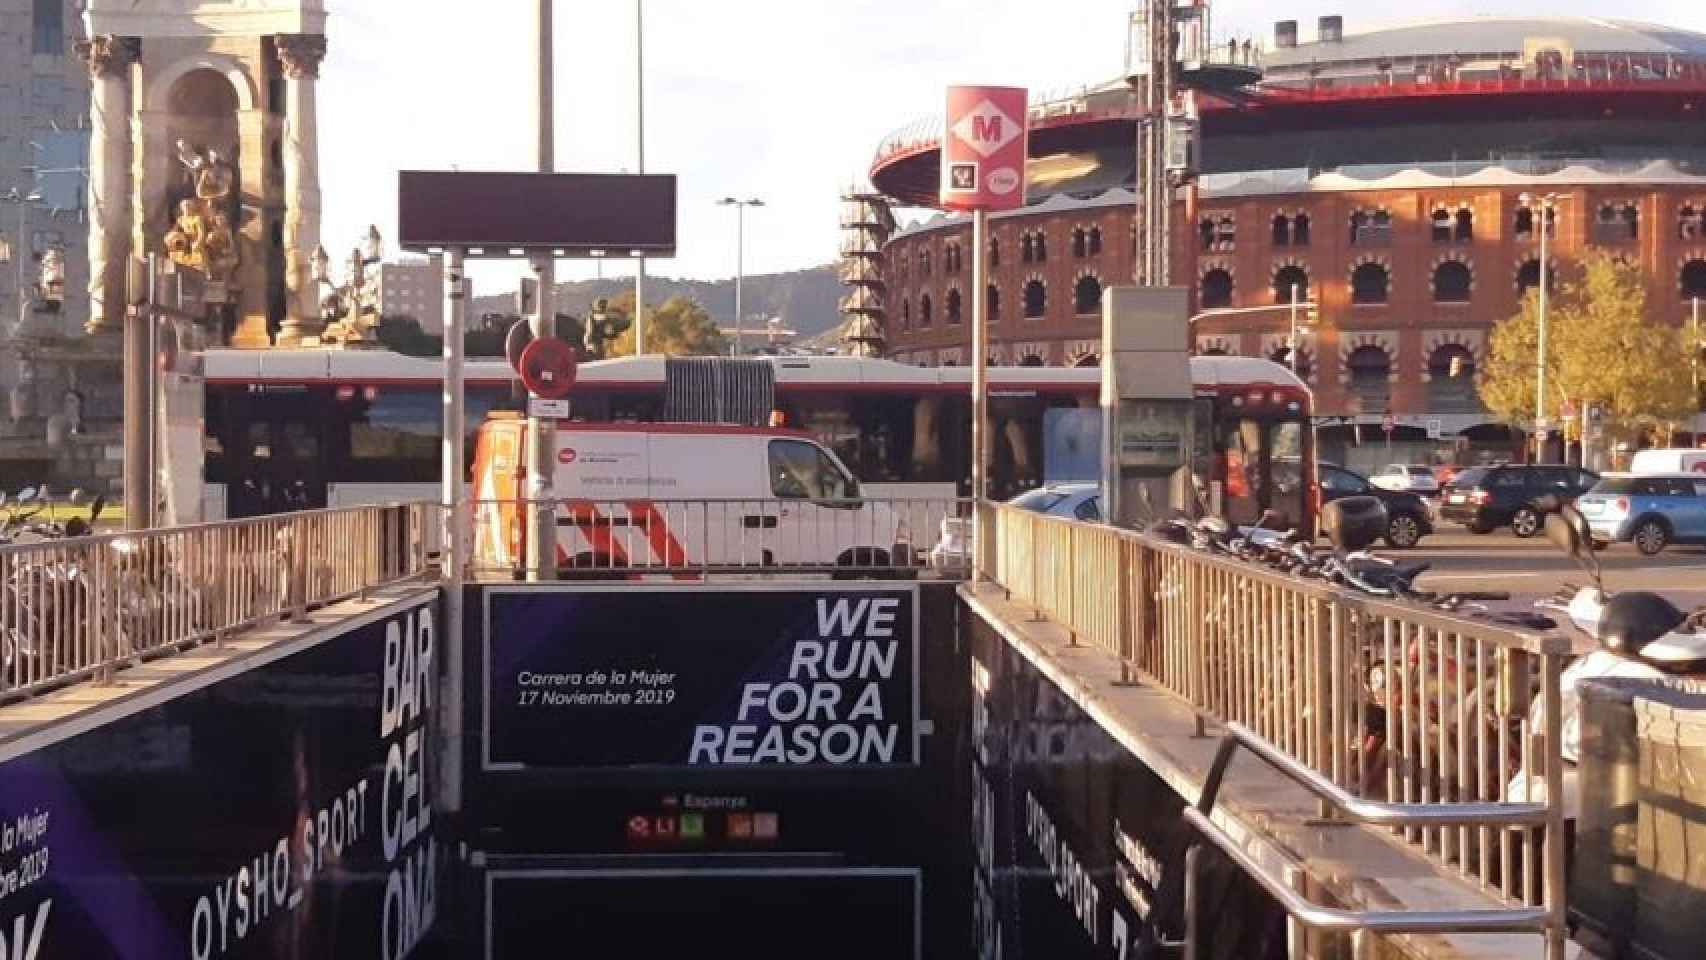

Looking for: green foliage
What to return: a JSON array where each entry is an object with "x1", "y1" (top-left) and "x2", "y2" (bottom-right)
[
  {"x1": 607, "y1": 295, "x2": 727, "y2": 357},
  {"x1": 1481, "y1": 253, "x2": 1695, "y2": 436}
]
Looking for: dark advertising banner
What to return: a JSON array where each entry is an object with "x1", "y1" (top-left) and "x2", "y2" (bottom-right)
[
  {"x1": 0, "y1": 592, "x2": 442, "y2": 960},
  {"x1": 486, "y1": 869, "x2": 919, "y2": 959},
  {"x1": 968, "y1": 611, "x2": 1286, "y2": 960},
  {"x1": 462, "y1": 583, "x2": 968, "y2": 960},
  {"x1": 483, "y1": 585, "x2": 918, "y2": 770}
]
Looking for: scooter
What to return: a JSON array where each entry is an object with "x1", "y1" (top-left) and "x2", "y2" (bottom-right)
[{"x1": 1503, "y1": 506, "x2": 1706, "y2": 815}]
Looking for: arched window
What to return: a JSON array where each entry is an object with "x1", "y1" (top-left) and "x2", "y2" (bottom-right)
[
  {"x1": 1270, "y1": 346, "x2": 1312, "y2": 380},
  {"x1": 1456, "y1": 208, "x2": 1474, "y2": 242},
  {"x1": 1292, "y1": 213, "x2": 1311, "y2": 246},
  {"x1": 919, "y1": 294, "x2": 933, "y2": 328},
  {"x1": 1021, "y1": 234, "x2": 1034, "y2": 263},
  {"x1": 1682, "y1": 258, "x2": 1706, "y2": 300},
  {"x1": 989, "y1": 237, "x2": 1000, "y2": 268},
  {"x1": 1514, "y1": 206, "x2": 1535, "y2": 238},
  {"x1": 1201, "y1": 345, "x2": 1229, "y2": 357},
  {"x1": 1073, "y1": 353, "x2": 1100, "y2": 368},
  {"x1": 1351, "y1": 262, "x2": 1389, "y2": 304},
  {"x1": 1430, "y1": 208, "x2": 1453, "y2": 243},
  {"x1": 1034, "y1": 232, "x2": 1048, "y2": 262},
  {"x1": 946, "y1": 288, "x2": 962, "y2": 325},
  {"x1": 1273, "y1": 265, "x2": 1309, "y2": 304},
  {"x1": 987, "y1": 284, "x2": 1001, "y2": 324},
  {"x1": 1200, "y1": 219, "x2": 1216, "y2": 251},
  {"x1": 1427, "y1": 345, "x2": 1481, "y2": 413},
  {"x1": 1680, "y1": 205, "x2": 1703, "y2": 241},
  {"x1": 1020, "y1": 354, "x2": 1045, "y2": 367},
  {"x1": 1023, "y1": 280, "x2": 1046, "y2": 319},
  {"x1": 1595, "y1": 203, "x2": 1639, "y2": 243},
  {"x1": 920, "y1": 249, "x2": 931, "y2": 275},
  {"x1": 1214, "y1": 216, "x2": 1236, "y2": 249},
  {"x1": 946, "y1": 243, "x2": 961, "y2": 273},
  {"x1": 1074, "y1": 275, "x2": 1103, "y2": 315},
  {"x1": 1433, "y1": 261, "x2": 1472, "y2": 302},
  {"x1": 1071, "y1": 228, "x2": 1087, "y2": 258},
  {"x1": 1088, "y1": 227, "x2": 1102, "y2": 256},
  {"x1": 1272, "y1": 214, "x2": 1291, "y2": 246},
  {"x1": 1347, "y1": 345, "x2": 1392, "y2": 413},
  {"x1": 900, "y1": 299, "x2": 911, "y2": 331},
  {"x1": 1200, "y1": 268, "x2": 1233, "y2": 308},
  {"x1": 1516, "y1": 258, "x2": 1555, "y2": 297}
]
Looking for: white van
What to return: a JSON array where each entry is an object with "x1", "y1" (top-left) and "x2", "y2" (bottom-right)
[
  {"x1": 471, "y1": 415, "x2": 912, "y2": 573},
  {"x1": 1629, "y1": 448, "x2": 1706, "y2": 476}
]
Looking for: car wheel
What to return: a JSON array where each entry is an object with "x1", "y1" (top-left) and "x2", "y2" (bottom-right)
[
  {"x1": 1385, "y1": 513, "x2": 1423, "y2": 549},
  {"x1": 1467, "y1": 520, "x2": 1494, "y2": 535},
  {"x1": 1634, "y1": 519, "x2": 1670, "y2": 556},
  {"x1": 1511, "y1": 507, "x2": 1542, "y2": 538}
]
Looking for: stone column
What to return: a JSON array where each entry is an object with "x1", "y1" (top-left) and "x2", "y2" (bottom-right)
[
  {"x1": 76, "y1": 35, "x2": 139, "y2": 337},
  {"x1": 275, "y1": 34, "x2": 327, "y2": 346}
]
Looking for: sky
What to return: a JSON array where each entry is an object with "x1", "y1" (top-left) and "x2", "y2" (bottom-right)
[{"x1": 316, "y1": 0, "x2": 1706, "y2": 295}]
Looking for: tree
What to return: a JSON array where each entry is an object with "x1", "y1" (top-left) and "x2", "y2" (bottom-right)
[
  {"x1": 607, "y1": 294, "x2": 727, "y2": 357},
  {"x1": 1481, "y1": 253, "x2": 1695, "y2": 440}
]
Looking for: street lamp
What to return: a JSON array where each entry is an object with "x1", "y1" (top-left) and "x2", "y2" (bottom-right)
[
  {"x1": 718, "y1": 197, "x2": 763, "y2": 356},
  {"x1": 1518, "y1": 191, "x2": 1569, "y2": 463},
  {"x1": 1188, "y1": 300, "x2": 1318, "y2": 373},
  {"x1": 2, "y1": 188, "x2": 44, "y2": 329}
]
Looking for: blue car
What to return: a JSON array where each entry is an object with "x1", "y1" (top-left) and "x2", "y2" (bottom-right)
[{"x1": 1575, "y1": 473, "x2": 1706, "y2": 555}]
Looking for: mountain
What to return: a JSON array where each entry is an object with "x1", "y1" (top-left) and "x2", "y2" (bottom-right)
[{"x1": 471, "y1": 263, "x2": 844, "y2": 337}]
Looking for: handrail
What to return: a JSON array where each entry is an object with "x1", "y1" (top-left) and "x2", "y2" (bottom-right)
[
  {"x1": 0, "y1": 501, "x2": 435, "y2": 705},
  {"x1": 1206, "y1": 722, "x2": 1551, "y2": 828},
  {"x1": 984, "y1": 502, "x2": 1570, "y2": 958},
  {"x1": 1179, "y1": 810, "x2": 1550, "y2": 936}
]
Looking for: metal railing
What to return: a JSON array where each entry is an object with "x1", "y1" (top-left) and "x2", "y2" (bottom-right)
[
  {"x1": 983, "y1": 503, "x2": 1570, "y2": 957},
  {"x1": 0, "y1": 502, "x2": 434, "y2": 704},
  {"x1": 467, "y1": 497, "x2": 971, "y2": 579}
]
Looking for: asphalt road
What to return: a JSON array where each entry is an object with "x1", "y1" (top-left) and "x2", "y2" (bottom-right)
[{"x1": 1406, "y1": 526, "x2": 1706, "y2": 597}]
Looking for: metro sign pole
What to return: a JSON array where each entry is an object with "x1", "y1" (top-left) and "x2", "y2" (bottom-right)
[{"x1": 943, "y1": 86, "x2": 1027, "y2": 582}]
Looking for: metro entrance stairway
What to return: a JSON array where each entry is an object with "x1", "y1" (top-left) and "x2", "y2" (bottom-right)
[{"x1": 971, "y1": 501, "x2": 1576, "y2": 959}]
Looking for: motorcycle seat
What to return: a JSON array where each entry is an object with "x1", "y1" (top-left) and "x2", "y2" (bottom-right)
[{"x1": 1346, "y1": 557, "x2": 1431, "y2": 584}]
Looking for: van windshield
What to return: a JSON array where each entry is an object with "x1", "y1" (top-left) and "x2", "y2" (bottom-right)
[{"x1": 769, "y1": 439, "x2": 859, "y2": 500}]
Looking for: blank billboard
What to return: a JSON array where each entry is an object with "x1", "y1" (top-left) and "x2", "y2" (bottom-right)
[{"x1": 397, "y1": 171, "x2": 676, "y2": 257}]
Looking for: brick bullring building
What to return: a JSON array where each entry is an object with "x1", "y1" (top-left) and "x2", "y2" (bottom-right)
[{"x1": 865, "y1": 16, "x2": 1706, "y2": 464}]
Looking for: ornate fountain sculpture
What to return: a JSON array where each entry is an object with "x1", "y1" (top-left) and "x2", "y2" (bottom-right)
[
  {"x1": 163, "y1": 140, "x2": 241, "y2": 292},
  {"x1": 312, "y1": 226, "x2": 383, "y2": 347}
]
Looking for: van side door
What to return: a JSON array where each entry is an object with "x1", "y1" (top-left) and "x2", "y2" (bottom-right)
[{"x1": 766, "y1": 437, "x2": 871, "y2": 567}]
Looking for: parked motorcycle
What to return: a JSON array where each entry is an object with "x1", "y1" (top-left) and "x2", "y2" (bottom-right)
[{"x1": 1505, "y1": 505, "x2": 1706, "y2": 815}]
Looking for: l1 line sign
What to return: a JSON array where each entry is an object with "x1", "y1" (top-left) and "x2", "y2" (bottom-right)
[{"x1": 941, "y1": 85, "x2": 1029, "y2": 212}]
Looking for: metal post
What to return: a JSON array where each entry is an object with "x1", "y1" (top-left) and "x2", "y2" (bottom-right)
[
  {"x1": 1542, "y1": 652, "x2": 1567, "y2": 960},
  {"x1": 734, "y1": 202, "x2": 745, "y2": 356},
  {"x1": 440, "y1": 246, "x2": 466, "y2": 813},
  {"x1": 1535, "y1": 199, "x2": 1550, "y2": 465},
  {"x1": 971, "y1": 209, "x2": 989, "y2": 581},
  {"x1": 1692, "y1": 296, "x2": 1700, "y2": 403},
  {"x1": 13, "y1": 199, "x2": 25, "y2": 329},
  {"x1": 634, "y1": 0, "x2": 647, "y2": 355},
  {"x1": 525, "y1": 0, "x2": 558, "y2": 581},
  {"x1": 123, "y1": 255, "x2": 157, "y2": 530},
  {"x1": 1289, "y1": 282, "x2": 1301, "y2": 374}
]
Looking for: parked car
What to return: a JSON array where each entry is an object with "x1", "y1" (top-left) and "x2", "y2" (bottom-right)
[
  {"x1": 1318, "y1": 463, "x2": 1434, "y2": 548},
  {"x1": 927, "y1": 483, "x2": 1102, "y2": 569},
  {"x1": 1628, "y1": 448, "x2": 1706, "y2": 476},
  {"x1": 1006, "y1": 483, "x2": 1103, "y2": 522},
  {"x1": 1369, "y1": 464, "x2": 1442, "y2": 497},
  {"x1": 1438, "y1": 464, "x2": 1599, "y2": 537},
  {"x1": 1574, "y1": 473, "x2": 1706, "y2": 555}
]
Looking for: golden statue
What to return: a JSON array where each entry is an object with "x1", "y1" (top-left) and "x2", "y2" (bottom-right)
[{"x1": 164, "y1": 140, "x2": 239, "y2": 283}]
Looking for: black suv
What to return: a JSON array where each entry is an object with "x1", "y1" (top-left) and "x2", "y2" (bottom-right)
[
  {"x1": 1318, "y1": 463, "x2": 1434, "y2": 548},
  {"x1": 1439, "y1": 464, "x2": 1599, "y2": 537}
]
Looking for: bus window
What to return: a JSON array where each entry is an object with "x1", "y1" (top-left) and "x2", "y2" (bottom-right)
[
  {"x1": 343, "y1": 388, "x2": 439, "y2": 482},
  {"x1": 1267, "y1": 420, "x2": 1307, "y2": 529}
]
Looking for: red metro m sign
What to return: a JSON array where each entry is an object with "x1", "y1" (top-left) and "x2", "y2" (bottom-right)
[{"x1": 940, "y1": 86, "x2": 1028, "y2": 212}]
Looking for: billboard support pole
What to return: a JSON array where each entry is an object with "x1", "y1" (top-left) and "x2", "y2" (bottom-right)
[
  {"x1": 526, "y1": 0, "x2": 558, "y2": 581},
  {"x1": 123, "y1": 255, "x2": 157, "y2": 531},
  {"x1": 440, "y1": 246, "x2": 466, "y2": 814},
  {"x1": 971, "y1": 208, "x2": 988, "y2": 582}
]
